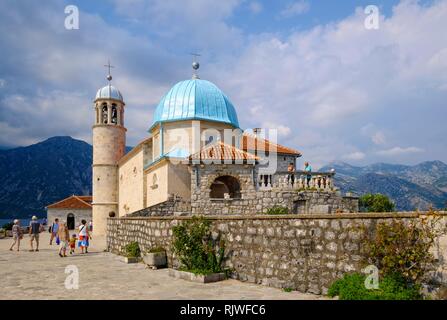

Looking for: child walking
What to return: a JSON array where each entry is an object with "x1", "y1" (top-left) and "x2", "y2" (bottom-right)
[{"x1": 69, "y1": 234, "x2": 77, "y2": 255}]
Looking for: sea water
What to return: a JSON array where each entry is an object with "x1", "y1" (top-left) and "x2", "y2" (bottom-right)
[{"x1": 0, "y1": 218, "x2": 46, "y2": 227}]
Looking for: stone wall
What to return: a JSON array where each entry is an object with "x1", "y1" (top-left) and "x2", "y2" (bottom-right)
[
  {"x1": 127, "y1": 195, "x2": 191, "y2": 217},
  {"x1": 190, "y1": 164, "x2": 358, "y2": 215},
  {"x1": 107, "y1": 212, "x2": 447, "y2": 295},
  {"x1": 47, "y1": 208, "x2": 92, "y2": 230}
]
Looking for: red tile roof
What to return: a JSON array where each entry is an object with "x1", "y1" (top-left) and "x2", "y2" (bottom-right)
[
  {"x1": 189, "y1": 141, "x2": 259, "y2": 162},
  {"x1": 242, "y1": 134, "x2": 301, "y2": 156},
  {"x1": 46, "y1": 195, "x2": 92, "y2": 209}
]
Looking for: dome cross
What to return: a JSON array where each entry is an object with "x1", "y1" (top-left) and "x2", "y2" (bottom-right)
[
  {"x1": 190, "y1": 53, "x2": 200, "y2": 79},
  {"x1": 104, "y1": 59, "x2": 115, "y2": 82}
]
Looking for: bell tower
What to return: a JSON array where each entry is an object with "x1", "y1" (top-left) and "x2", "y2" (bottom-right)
[{"x1": 92, "y1": 61, "x2": 126, "y2": 236}]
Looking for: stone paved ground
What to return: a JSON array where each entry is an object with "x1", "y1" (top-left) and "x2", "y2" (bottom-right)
[{"x1": 0, "y1": 233, "x2": 327, "y2": 300}]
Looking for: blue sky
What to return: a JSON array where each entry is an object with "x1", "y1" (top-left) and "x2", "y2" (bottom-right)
[{"x1": 0, "y1": 0, "x2": 446, "y2": 168}]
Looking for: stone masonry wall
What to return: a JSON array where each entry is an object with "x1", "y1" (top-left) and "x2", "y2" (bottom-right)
[
  {"x1": 190, "y1": 164, "x2": 358, "y2": 215},
  {"x1": 47, "y1": 208, "x2": 92, "y2": 230},
  {"x1": 107, "y1": 212, "x2": 447, "y2": 295},
  {"x1": 127, "y1": 195, "x2": 191, "y2": 217}
]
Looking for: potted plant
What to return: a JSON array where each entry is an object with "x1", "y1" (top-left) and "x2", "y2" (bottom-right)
[
  {"x1": 123, "y1": 241, "x2": 141, "y2": 263},
  {"x1": 143, "y1": 247, "x2": 167, "y2": 269}
]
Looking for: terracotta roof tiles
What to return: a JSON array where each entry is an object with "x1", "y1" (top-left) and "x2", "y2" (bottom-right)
[
  {"x1": 46, "y1": 195, "x2": 92, "y2": 209},
  {"x1": 189, "y1": 141, "x2": 259, "y2": 163},
  {"x1": 242, "y1": 134, "x2": 301, "y2": 156}
]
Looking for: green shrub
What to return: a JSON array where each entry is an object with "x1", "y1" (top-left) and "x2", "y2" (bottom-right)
[
  {"x1": 2, "y1": 222, "x2": 13, "y2": 230},
  {"x1": 362, "y1": 210, "x2": 447, "y2": 283},
  {"x1": 124, "y1": 241, "x2": 141, "y2": 258},
  {"x1": 328, "y1": 272, "x2": 422, "y2": 300},
  {"x1": 266, "y1": 206, "x2": 289, "y2": 215},
  {"x1": 359, "y1": 193, "x2": 395, "y2": 212},
  {"x1": 172, "y1": 216, "x2": 226, "y2": 275}
]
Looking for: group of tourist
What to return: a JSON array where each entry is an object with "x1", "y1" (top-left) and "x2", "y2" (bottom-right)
[
  {"x1": 287, "y1": 161, "x2": 313, "y2": 186},
  {"x1": 8, "y1": 217, "x2": 92, "y2": 257}
]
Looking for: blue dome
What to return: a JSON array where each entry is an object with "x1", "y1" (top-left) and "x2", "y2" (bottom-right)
[
  {"x1": 95, "y1": 85, "x2": 123, "y2": 102},
  {"x1": 150, "y1": 79, "x2": 239, "y2": 130}
]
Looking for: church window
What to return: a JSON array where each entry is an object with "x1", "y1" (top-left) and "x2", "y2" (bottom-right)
[
  {"x1": 102, "y1": 103, "x2": 108, "y2": 124},
  {"x1": 111, "y1": 104, "x2": 117, "y2": 124},
  {"x1": 210, "y1": 175, "x2": 241, "y2": 199}
]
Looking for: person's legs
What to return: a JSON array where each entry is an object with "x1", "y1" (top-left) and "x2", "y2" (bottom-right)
[
  {"x1": 9, "y1": 237, "x2": 17, "y2": 250},
  {"x1": 29, "y1": 235, "x2": 34, "y2": 251},
  {"x1": 35, "y1": 234, "x2": 39, "y2": 251},
  {"x1": 49, "y1": 232, "x2": 54, "y2": 245}
]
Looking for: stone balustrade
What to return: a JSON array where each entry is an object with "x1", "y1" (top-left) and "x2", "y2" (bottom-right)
[{"x1": 258, "y1": 171, "x2": 335, "y2": 191}]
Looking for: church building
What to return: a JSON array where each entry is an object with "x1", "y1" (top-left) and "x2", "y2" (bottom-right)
[{"x1": 91, "y1": 62, "x2": 358, "y2": 235}]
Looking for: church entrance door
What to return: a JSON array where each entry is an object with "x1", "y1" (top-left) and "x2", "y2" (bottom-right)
[{"x1": 67, "y1": 213, "x2": 75, "y2": 230}]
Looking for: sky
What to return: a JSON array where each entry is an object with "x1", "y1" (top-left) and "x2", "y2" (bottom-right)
[{"x1": 0, "y1": 0, "x2": 445, "y2": 168}]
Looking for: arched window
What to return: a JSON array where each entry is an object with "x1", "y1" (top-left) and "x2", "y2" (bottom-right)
[
  {"x1": 111, "y1": 103, "x2": 117, "y2": 124},
  {"x1": 210, "y1": 175, "x2": 241, "y2": 199},
  {"x1": 102, "y1": 103, "x2": 108, "y2": 124}
]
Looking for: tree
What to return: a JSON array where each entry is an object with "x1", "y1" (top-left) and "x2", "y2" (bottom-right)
[{"x1": 359, "y1": 193, "x2": 395, "y2": 212}]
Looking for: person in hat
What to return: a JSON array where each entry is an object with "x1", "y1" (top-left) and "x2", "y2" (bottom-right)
[
  {"x1": 29, "y1": 216, "x2": 43, "y2": 252},
  {"x1": 9, "y1": 219, "x2": 23, "y2": 251}
]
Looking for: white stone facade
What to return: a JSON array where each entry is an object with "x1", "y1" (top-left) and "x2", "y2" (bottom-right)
[{"x1": 47, "y1": 208, "x2": 92, "y2": 230}]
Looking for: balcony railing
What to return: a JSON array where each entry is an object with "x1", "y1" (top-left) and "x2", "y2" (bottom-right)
[{"x1": 257, "y1": 170, "x2": 335, "y2": 191}]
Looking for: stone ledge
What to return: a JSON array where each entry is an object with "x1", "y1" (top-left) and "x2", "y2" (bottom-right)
[
  {"x1": 120, "y1": 256, "x2": 141, "y2": 264},
  {"x1": 109, "y1": 211, "x2": 447, "y2": 221},
  {"x1": 168, "y1": 269, "x2": 227, "y2": 283}
]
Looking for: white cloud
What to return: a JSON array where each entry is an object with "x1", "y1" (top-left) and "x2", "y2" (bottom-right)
[
  {"x1": 218, "y1": 0, "x2": 447, "y2": 165},
  {"x1": 0, "y1": 0, "x2": 446, "y2": 166},
  {"x1": 372, "y1": 131, "x2": 386, "y2": 145},
  {"x1": 279, "y1": 1, "x2": 310, "y2": 18},
  {"x1": 262, "y1": 122, "x2": 291, "y2": 138},
  {"x1": 248, "y1": 1, "x2": 262, "y2": 14},
  {"x1": 376, "y1": 147, "x2": 424, "y2": 156},
  {"x1": 343, "y1": 151, "x2": 366, "y2": 161}
]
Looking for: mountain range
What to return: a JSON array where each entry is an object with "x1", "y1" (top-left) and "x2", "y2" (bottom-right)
[
  {"x1": 320, "y1": 161, "x2": 447, "y2": 211},
  {"x1": 0, "y1": 136, "x2": 446, "y2": 218}
]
